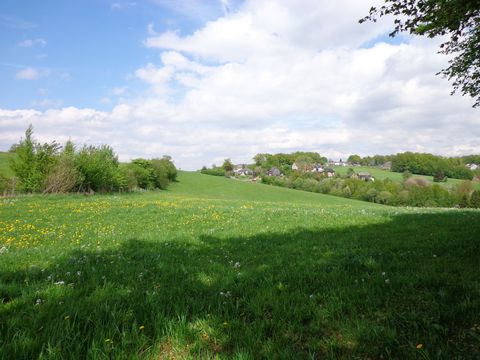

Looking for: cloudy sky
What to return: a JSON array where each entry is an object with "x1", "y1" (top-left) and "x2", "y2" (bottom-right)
[{"x1": 0, "y1": 0, "x2": 478, "y2": 169}]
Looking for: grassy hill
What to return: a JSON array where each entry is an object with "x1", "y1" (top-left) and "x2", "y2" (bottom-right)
[
  {"x1": 333, "y1": 165, "x2": 480, "y2": 190},
  {"x1": 0, "y1": 172, "x2": 479, "y2": 359}
]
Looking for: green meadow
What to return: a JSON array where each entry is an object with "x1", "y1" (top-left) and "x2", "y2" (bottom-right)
[
  {"x1": 1, "y1": 172, "x2": 480, "y2": 359},
  {"x1": 333, "y1": 165, "x2": 480, "y2": 190}
]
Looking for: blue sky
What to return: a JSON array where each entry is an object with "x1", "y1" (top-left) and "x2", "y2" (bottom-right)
[
  {"x1": 0, "y1": 0, "x2": 232, "y2": 110},
  {"x1": 0, "y1": 0, "x2": 478, "y2": 169}
]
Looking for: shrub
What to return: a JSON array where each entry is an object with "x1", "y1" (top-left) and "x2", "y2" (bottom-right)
[
  {"x1": 75, "y1": 145, "x2": 122, "y2": 192},
  {"x1": 470, "y1": 190, "x2": 480, "y2": 208},
  {"x1": 0, "y1": 173, "x2": 13, "y2": 195},
  {"x1": 10, "y1": 125, "x2": 60, "y2": 192},
  {"x1": 377, "y1": 191, "x2": 392, "y2": 204},
  {"x1": 43, "y1": 156, "x2": 82, "y2": 194},
  {"x1": 201, "y1": 167, "x2": 226, "y2": 177}
]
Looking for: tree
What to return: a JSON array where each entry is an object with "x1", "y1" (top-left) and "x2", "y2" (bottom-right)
[
  {"x1": 433, "y1": 169, "x2": 446, "y2": 182},
  {"x1": 10, "y1": 125, "x2": 60, "y2": 192},
  {"x1": 360, "y1": 0, "x2": 480, "y2": 107},
  {"x1": 347, "y1": 154, "x2": 361, "y2": 165},
  {"x1": 222, "y1": 158, "x2": 234, "y2": 172}
]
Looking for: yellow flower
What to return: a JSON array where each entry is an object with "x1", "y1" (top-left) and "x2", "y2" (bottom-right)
[
  {"x1": 416, "y1": 343, "x2": 423, "y2": 349},
  {"x1": 139, "y1": 325, "x2": 145, "y2": 331},
  {"x1": 64, "y1": 316, "x2": 70, "y2": 320}
]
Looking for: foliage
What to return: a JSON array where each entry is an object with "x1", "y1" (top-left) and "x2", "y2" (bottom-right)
[
  {"x1": 222, "y1": 158, "x2": 234, "y2": 172},
  {"x1": 201, "y1": 166, "x2": 226, "y2": 177},
  {"x1": 391, "y1": 152, "x2": 473, "y2": 179},
  {"x1": 471, "y1": 190, "x2": 480, "y2": 208},
  {"x1": 0, "y1": 173, "x2": 12, "y2": 195},
  {"x1": 347, "y1": 154, "x2": 392, "y2": 166},
  {"x1": 10, "y1": 125, "x2": 60, "y2": 192},
  {"x1": 433, "y1": 169, "x2": 447, "y2": 182},
  {"x1": 74, "y1": 145, "x2": 123, "y2": 192},
  {"x1": 253, "y1": 152, "x2": 327, "y2": 173},
  {"x1": 402, "y1": 170, "x2": 412, "y2": 180},
  {"x1": 360, "y1": 0, "x2": 480, "y2": 107}
]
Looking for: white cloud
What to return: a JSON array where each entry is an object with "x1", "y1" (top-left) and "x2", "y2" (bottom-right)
[
  {"x1": 111, "y1": 2, "x2": 137, "y2": 10},
  {"x1": 15, "y1": 67, "x2": 50, "y2": 80},
  {"x1": 111, "y1": 87, "x2": 127, "y2": 96},
  {"x1": 18, "y1": 38, "x2": 47, "y2": 47},
  {"x1": 31, "y1": 99, "x2": 63, "y2": 108},
  {"x1": 1, "y1": 0, "x2": 479, "y2": 169}
]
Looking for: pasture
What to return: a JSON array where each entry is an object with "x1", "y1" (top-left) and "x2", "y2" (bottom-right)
[
  {"x1": 0, "y1": 172, "x2": 479, "y2": 359},
  {"x1": 333, "y1": 165, "x2": 480, "y2": 190}
]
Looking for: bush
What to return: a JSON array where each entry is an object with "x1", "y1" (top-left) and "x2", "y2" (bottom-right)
[
  {"x1": 201, "y1": 167, "x2": 226, "y2": 177},
  {"x1": 10, "y1": 125, "x2": 60, "y2": 192},
  {"x1": 470, "y1": 190, "x2": 480, "y2": 208},
  {"x1": 0, "y1": 173, "x2": 13, "y2": 195},
  {"x1": 377, "y1": 191, "x2": 392, "y2": 204},
  {"x1": 75, "y1": 145, "x2": 122, "y2": 192},
  {"x1": 43, "y1": 156, "x2": 82, "y2": 193}
]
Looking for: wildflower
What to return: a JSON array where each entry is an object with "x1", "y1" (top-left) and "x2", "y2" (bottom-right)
[
  {"x1": 223, "y1": 322, "x2": 229, "y2": 328},
  {"x1": 416, "y1": 343, "x2": 423, "y2": 349},
  {"x1": 35, "y1": 298, "x2": 43, "y2": 305},
  {"x1": 139, "y1": 325, "x2": 145, "y2": 331},
  {"x1": 64, "y1": 315, "x2": 70, "y2": 320},
  {"x1": 233, "y1": 262, "x2": 240, "y2": 268},
  {"x1": 77, "y1": 271, "x2": 81, "y2": 276},
  {"x1": 105, "y1": 338, "x2": 113, "y2": 343},
  {"x1": 381, "y1": 272, "x2": 386, "y2": 276},
  {"x1": 54, "y1": 281, "x2": 65, "y2": 285},
  {"x1": 0, "y1": 246, "x2": 8, "y2": 254}
]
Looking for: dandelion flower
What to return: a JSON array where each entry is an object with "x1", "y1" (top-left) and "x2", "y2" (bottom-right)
[{"x1": 139, "y1": 325, "x2": 145, "y2": 331}]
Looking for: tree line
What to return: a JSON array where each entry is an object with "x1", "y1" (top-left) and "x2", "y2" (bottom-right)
[{"x1": 1, "y1": 126, "x2": 176, "y2": 195}]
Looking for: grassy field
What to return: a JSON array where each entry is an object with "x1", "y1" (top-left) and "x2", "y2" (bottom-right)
[
  {"x1": 1, "y1": 172, "x2": 479, "y2": 359},
  {"x1": 333, "y1": 165, "x2": 480, "y2": 190}
]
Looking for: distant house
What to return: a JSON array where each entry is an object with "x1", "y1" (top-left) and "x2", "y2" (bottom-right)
[
  {"x1": 291, "y1": 162, "x2": 299, "y2": 171},
  {"x1": 328, "y1": 160, "x2": 344, "y2": 167},
  {"x1": 381, "y1": 161, "x2": 392, "y2": 170},
  {"x1": 358, "y1": 171, "x2": 374, "y2": 181},
  {"x1": 324, "y1": 168, "x2": 335, "y2": 177},
  {"x1": 234, "y1": 168, "x2": 253, "y2": 176},
  {"x1": 267, "y1": 167, "x2": 282, "y2": 177},
  {"x1": 311, "y1": 164, "x2": 324, "y2": 173},
  {"x1": 466, "y1": 163, "x2": 478, "y2": 171}
]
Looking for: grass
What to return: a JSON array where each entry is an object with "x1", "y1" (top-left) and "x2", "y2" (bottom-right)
[
  {"x1": 333, "y1": 165, "x2": 480, "y2": 190},
  {"x1": 1, "y1": 172, "x2": 479, "y2": 359}
]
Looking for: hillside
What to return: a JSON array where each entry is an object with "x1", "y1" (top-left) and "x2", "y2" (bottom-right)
[
  {"x1": 170, "y1": 171, "x2": 381, "y2": 207},
  {"x1": 0, "y1": 172, "x2": 479, "y2": 358},
  {"x1": 333, "y1": 165, "x2": 480, "y2": 190}
]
